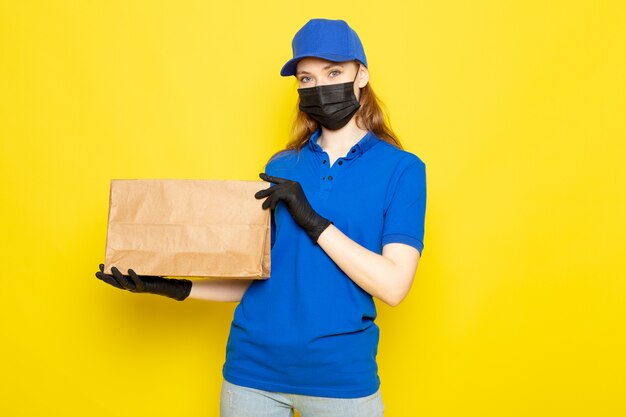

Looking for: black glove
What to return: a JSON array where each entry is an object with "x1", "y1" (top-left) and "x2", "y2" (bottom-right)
[
  {"x1": 95, "y1": 264, "x2": 192, "y2": 301},
  {"x1": 255, "y1": 172, "x2": 332, "y2": 243}
]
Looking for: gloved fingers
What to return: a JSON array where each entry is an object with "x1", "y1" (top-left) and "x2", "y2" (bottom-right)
[
  {"x1": 269, "y1": 194, "x2": 282, "y2": 210},
  {"x1": 254, "y1": 186, "x2": 274, "y2": 199},
  {"x1": 261, "y1": 194, "x2": 271, "y2": 209},
  {"x1": 96, "y1": 263, "x2": 125, "y2": 288},
  {"x1": 259, "y1": 173, "x2": 289, "y2": 184},
  {"x1": 111, "y1": 266, "x2": 135, "y2": 290},
  {"x1": 261, "y1": 193, "x2": 280, "y2": 210},
  {"x1": 128, "y1": 269, "x2": 146, "y2": 292},
  {"x1": 95, "y1": 271, "x2": 125, "y2": 290}
]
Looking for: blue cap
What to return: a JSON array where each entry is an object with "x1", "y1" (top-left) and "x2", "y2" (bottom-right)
[{"x1": 280, "y1": 18, "x2": 368, "y2": 77}]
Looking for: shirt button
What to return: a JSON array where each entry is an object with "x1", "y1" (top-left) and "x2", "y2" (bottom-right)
[
  {"x1": 323, "y1": 160, "x2": 326, "y2": 164},
  {"x1": 322, "y1": 176, "x2": 325, "y2": 180},
  {"x1": 328, "y1": 175, "x2": 333, "y2": 180},
  {"x1": 338, "y1": 160, "x2": 343, "y2": 165}
]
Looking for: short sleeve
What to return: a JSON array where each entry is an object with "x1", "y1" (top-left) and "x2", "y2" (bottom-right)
[{"x1": 381, "y1": 160, "x2": 427, "y2": 254}]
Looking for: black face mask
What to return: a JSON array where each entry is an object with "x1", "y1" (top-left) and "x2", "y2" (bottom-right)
[{"x1": 297, "y1": 69, "x2": 361, "y2": 130}]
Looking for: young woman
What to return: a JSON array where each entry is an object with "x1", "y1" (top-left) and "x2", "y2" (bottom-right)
[{"x1": 96, "y1": 18, "x2": 426, "y2": 417}]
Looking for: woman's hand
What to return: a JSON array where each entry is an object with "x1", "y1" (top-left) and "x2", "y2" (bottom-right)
[
  {"x1": 95, "y1": 264, "x2": 192, "y2": 301},
  {"x1": 255, "y1": 172, "x2": 332, "y2": 243}
]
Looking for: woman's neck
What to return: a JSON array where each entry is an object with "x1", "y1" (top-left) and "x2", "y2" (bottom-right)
[{"x1": 317, "y1": 122, "x2": 369, "y2": 153}]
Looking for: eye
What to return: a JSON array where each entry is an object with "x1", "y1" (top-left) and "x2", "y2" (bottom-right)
[
  {"x1": 300, "y1": 76, "x2": 311, "y2": 83},
  {"x1": 329, "y1": 70, "x2": 341, "y2": 77}
]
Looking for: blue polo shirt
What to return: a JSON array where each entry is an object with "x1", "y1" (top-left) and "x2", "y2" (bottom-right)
[{"x1": 222, "y1": 127, "x2": 427, "y2": 398}]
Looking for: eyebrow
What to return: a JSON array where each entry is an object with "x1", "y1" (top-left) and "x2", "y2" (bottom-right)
[{"x1": 296, "y1": 63, "x2": 344, "y2": 75}]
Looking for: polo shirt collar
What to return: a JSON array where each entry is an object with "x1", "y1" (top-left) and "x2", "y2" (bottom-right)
[{"x1": 307, "y1": 127, "x2": 378, "y2": 158}]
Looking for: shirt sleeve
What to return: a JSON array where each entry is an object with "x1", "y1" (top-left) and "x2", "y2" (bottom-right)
[{"x1": 381, "y1": 160, "x2": 427, "y2": 255}]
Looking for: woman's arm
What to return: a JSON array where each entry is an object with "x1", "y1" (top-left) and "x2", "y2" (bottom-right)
[
  {"x1": 254, "y1": 172, "x2": 422, "y2": 306},
  {"x1": 187, "y1": 279, "x2": 254, "y2": 302},
  {"x1": 317, "y1": 224, "x2": 421, "y2": 307}
]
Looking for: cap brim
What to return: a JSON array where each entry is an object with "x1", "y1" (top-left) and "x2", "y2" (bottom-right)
[{"x1": 280, "y1": 53, "x2": 358, "y2": 77}]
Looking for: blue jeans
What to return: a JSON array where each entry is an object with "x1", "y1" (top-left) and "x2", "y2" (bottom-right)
[{"x1": 220, "y1": 378, "x2": 385, "y2": 417}]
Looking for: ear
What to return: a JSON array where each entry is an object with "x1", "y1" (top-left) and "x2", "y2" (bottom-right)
[{"x1": 356, "y1": 63, "x2": 369, "y2": 89}]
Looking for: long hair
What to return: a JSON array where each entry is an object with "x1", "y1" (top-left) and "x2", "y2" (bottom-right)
[{"x1": 267, "y1": 60, "x2": 403, "y2": 164}]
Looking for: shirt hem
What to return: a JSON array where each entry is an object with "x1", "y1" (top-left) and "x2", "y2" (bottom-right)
[{"x1": 222, "y1": 367, "x2": 380, "y2": 399}]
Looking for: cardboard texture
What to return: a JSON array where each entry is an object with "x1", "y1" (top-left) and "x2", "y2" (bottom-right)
[{"x1": 103, "y1": 179, "x2": 271, "y2": 279}]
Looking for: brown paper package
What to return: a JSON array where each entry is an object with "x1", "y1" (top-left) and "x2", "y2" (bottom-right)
[{"x1": 103, "y1": 179, "x2": 271, "y2": 279}]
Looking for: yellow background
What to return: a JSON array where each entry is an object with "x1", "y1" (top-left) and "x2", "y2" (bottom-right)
[{"x1": 1, "y1": 1, "x2": 624, "y2": 416}]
